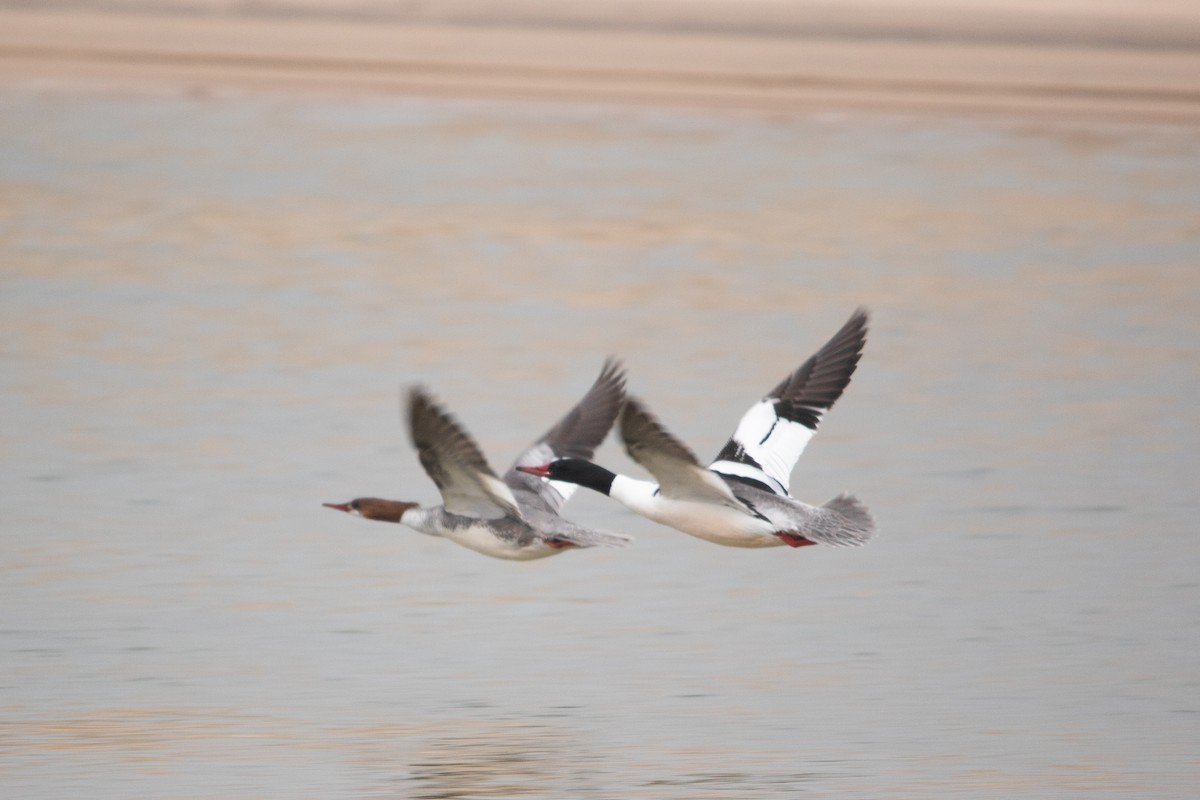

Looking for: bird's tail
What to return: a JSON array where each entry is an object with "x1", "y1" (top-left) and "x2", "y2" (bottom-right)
[
  {"x1": 815, "y1": 493, "x2": 877, "y2": 546},
  {"x1": 561, "y1": 527, "x2": 634, "y2": 549}
]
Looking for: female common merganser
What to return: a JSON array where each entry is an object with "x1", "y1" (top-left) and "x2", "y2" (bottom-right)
[
  {"x1": 518, "y1": 310, "x2": 875, "y2": 549},
  {"x1": 324, "y1": 360, "x2": 633, "y2": 560}
]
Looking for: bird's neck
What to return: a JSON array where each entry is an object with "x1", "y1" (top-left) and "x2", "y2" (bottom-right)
[
  {"x1": 567, "y1": 461, "x2": 619, "y2": 496},
  {"x1": 359, "y1": 499, "x2": 419, "y2": 523},
  {"x1": 609, "y1": 474, "x2": 661, "y2": 512}
]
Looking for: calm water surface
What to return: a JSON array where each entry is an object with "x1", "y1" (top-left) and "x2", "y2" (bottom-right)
[{"x1": 2, "y1": 85, "x2": 1198, "y2": 797}]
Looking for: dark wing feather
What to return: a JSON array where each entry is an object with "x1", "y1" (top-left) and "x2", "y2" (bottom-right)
[
  {"x1": 408, "y1": 387, "x2": 522, "y2": 519},
  {"x1": 711, "y1": 308, "x2": 868, "y2": 495},
  {"x1": 620, "y1": 397, "x2": 745, "y2": 509},
  {"x1": 506, "y1": 359, "x2": 626, "y2": 514},
  {"x1": 766, "y1": 307, "x2": 869, "y2": 425}
]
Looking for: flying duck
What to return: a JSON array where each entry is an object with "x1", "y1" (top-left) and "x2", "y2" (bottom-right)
[
  {"x1": 325, "y1": 360, "x2": 633, "y2": 560},
  {"x1": 518, "y1": 310, "x2": 875, "y2": 549}
]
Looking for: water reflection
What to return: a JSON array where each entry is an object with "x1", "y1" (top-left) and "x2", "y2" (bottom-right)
[
  {"x1": 400, "y1": 721, "x2": 585, "y2": 799},
  {"x1": 389, "y1": 720, "x2": 828, "y2": 799}
]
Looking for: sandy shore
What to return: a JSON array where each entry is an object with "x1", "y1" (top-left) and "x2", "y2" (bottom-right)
[{"x1": 1, "y1": 1, "x2": 1199, "y2": 120}]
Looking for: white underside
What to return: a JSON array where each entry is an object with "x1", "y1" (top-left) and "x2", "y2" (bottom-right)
[
  {"x1": 610, "y1": 476, "x2": 785, "y2": 548},
  {"x1": 401, "y1": 509, "x2": 560, "y2": 561},
  {"x1": 445, "y1": 524, "x2": 557, "y2": 560}
]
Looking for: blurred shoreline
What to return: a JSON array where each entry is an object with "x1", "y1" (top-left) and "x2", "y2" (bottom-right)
[{"x1": 2, "y1": 1, "x2": 1200, "y2": 121}]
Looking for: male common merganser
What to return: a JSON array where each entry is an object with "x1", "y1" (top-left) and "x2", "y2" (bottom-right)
[
  {"x1": 324, "y1": 360, "x2": 633, "y2": 560},
  {"x1": 518, "y1": 310, "x2": 875, "y2": 549}
]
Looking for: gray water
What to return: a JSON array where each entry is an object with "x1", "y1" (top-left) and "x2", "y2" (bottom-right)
[{"x1": 2, "y1": 84, "x2": 1198, "y2": 797}]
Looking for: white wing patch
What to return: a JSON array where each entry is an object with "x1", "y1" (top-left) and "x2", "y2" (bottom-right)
[
  {"x1": 635, "y1": 447, "x2": 747, "y2": 510},
  {"x1": 547, "y1": 480, "x2": 579, "y2": 505},
  {"x1": 436, "y1": 463, "x2": 523, "y2": 520},
  {"x1": 709, "y1": 399, "x2": 819, "y2": 496},
  {"x1": 479, "y1": 473, "x2": 524, "y2": 518}
]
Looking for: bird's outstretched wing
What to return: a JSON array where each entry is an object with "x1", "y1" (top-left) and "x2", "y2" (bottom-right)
[
  {"x1": 408, "y1": 387, "x2": 522, "y2": 520},
  {"x1": 709, "y1": 308, "x2": 868, "y2": 496},
  {"x1": 506, "y1": 359, "x2": 626, "y2": 514},
  {"x1": 620, "y1": 397, "x2": 746, "y2": 511}
]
